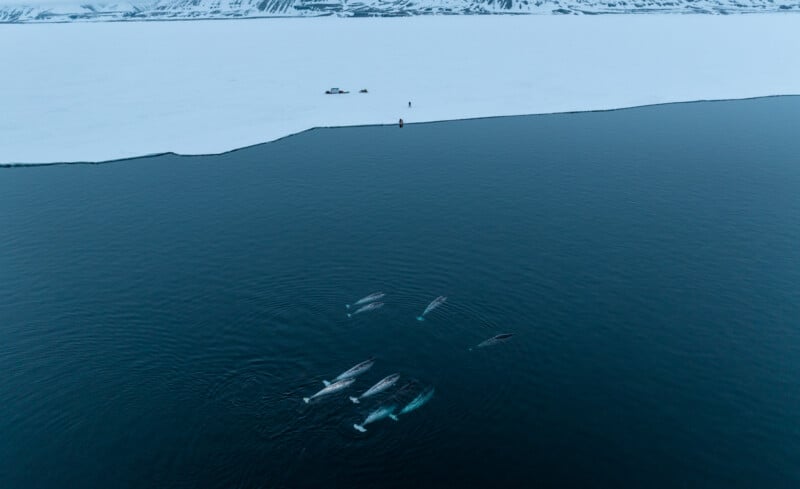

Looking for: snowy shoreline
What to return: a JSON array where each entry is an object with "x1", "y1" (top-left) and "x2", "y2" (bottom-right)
[{"x1": 2, "y1": 15, "x2": 800, "y2": 165}]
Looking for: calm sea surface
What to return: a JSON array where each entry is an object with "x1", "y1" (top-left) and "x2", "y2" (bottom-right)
[{"x1": 2, "y1": 97, "x2": 799, "y2": 488}]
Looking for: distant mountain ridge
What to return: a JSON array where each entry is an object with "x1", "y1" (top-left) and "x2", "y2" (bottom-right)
[{"x1": 0, "y1": 0, "x2": 797, "y2": 22}]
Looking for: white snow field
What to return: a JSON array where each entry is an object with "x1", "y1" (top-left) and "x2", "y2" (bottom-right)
[{"x1": 1, "y1": 15, "x2": 799, "y2": 164}]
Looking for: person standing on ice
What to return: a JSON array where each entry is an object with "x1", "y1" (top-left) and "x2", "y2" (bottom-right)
[{"x1": 408, "y1": 101, "x2": 411, "y2": 108}]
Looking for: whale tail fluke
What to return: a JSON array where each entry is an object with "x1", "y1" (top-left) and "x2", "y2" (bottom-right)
[
  {"x1": 349, "y1": 396, "x2": 360, "y2": 404},
  {"x1": 389, "y1": 414, "x2": 399, "y2": 421},
  {"x1": 322, "y1": 380, "x2": 331, "y2": 387},
  {"x1": 303, "y1": 397, "x2": 310, "y2": 404},
  {"x1": 416, "y1": 316, "x2": 425, "y2": 322},
  {"x1": 353, "y1": 424, "x2": 367, "y2": 432}
]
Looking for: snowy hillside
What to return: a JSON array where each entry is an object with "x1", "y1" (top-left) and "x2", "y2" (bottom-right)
[{"x1": 0, "y1": 0, "x2": 797, "y2": 22}]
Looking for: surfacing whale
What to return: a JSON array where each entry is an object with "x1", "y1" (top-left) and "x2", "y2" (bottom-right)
[
  {"x1": 416, "y1": 296, "x2": 447, "y2": 321},
  {"x1": 349, "y1": 373, "x2": 400, "y2": 403},
  {"x1": 346, "y1": 292, "x2": 385, "y2": 310},
  {"x1": 390, "y1": 386, "x2": 435, "y2": 420},
  {"x1": 303, "y1": 378, "x2": 355, "y2": 404},
  {"x1": 347, "y1": 302, "x2": 384, "y2": 318},
  {"x1": 354, "y1": 405, "x2": 396, "y2": 432},
  {"x1": 470, "y1": 333, "x2": 514, "y2": 351},
  {"x1": 322, "y1": 357, "x2": 375, "y2": 386}
]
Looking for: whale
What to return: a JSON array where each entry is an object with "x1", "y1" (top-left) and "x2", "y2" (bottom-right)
[
  {"x1": 347, "y1": 302, "x2": 384, "y2": 318},
  {"x1": 354, "y1": 405, "x2": 396, "y2": 432},
  {"x1": 470, "y1": 333, "x2": 514, "y2": 351},
  {"x1": 349, "y1": 373, "x2": 400, "y2": 403},
  {"x1": 303, "y1": 378, "x2": 355, "y2": 404},
  {"x1": 322, "y1": 357, "x2": 375, "y2": 386},
  {"x1": 416, "y1": 296, "x2": 446, "y2": 321},
  {"x1": 346, "y1": 292, "x2": 385, "y2": 310},
  {"x1": 390, "y1": 386, "x2": 435, "y2": 420}
]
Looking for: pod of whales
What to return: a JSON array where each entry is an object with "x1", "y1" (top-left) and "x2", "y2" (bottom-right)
[{"x1": 298, "y1": 293, "x2": 511, "y2": 434}]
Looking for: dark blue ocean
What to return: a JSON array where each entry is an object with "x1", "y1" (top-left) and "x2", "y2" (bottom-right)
[{"x1": 2, "y1": 97, "x2": 799, "y2": 488}]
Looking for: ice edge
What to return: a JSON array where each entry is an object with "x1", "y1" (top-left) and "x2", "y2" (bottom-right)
[{"x1": 1, "y1": 95, "x2": 797, "y2": 168}]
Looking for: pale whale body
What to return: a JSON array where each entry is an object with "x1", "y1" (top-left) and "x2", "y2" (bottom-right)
[
  {"x1": 354, "y1": 405, "x2": 396, "y2": 432},
  {"x1": 303, "y1": 378, "x2": 355, "y2": 404},
  {"x1": 416, "y1": 296, "x2": 447, "y2": 321},
  {"x1": 390, "y1": 386, "x2": 435, "y2": 420},
  {"x1": 350, "y1": 373, "x2": 400, "y2": 403},
  {"x1": 470, "y1": 333, "x2": 514, "y2": 351},
  {"x1": 346, "y1": 292, "x2": 385, "y2": 310},
  {"x1": 322, "y1": 357, "x2": 375, "y2": 386},
  {"x1": 347, "y1": 302, "x2": 384, "y2": 318}
]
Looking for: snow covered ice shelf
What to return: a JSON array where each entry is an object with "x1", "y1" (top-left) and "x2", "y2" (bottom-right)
[{"x1": 1, "y1": 15, "x2": 799, "y2": 164}]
